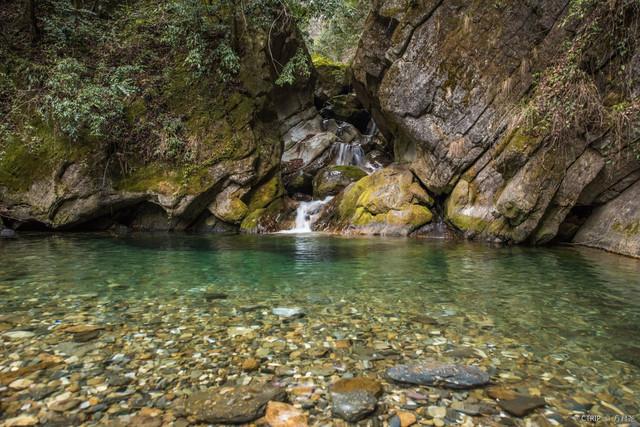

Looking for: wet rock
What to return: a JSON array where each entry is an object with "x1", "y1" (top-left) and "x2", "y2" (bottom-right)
[
  {"x1": 2, "y1": 330, "x2": 35, "y2": 340},
  {"x1": 313, "y1": 165, "x2": 367, "y2": 198},
  {"x1": 73, "y1": 330, "x2": 101, "y2": 342},
  {"x1": 48, "y1": 393, "x2": 81, "y2": 412},
  {"x1": 204, "y1": 290, "x2": 229, "y2": 301},
  {"x1": 330, "y1": 377, "x2": 382, "y2": 422},
  {"x1": 4, "y1": 415, "x2": 38, "y2": 426},
  {"x1": 272, "y1": 307, "x2": 305, "y2": 319},
  {"x1": 182, "y1": 384, "x2": 285, "y2": 424},
  {"x1": 386, "y1": 363, "x2": 490, "y2": 389},
  {"x1": 61, "y1": 324, "x2": 104, "y2": 334},
  {"x1": 395, "y1": 411, "x2": 417, "y2": 426},
  {"x1": 0, "y1": 228, "x2": 16, "y2": 239},
  {"x1": 317, "y1": 165, "x2": 433, "y2": 236},
  {"x1": 9, "y1": 378, "x2": 33, "y2": 390},
  {"x1": 241, "y1": 358, "x2": 260, "y2": 372},
  {"x1": 265, "y1": 401, "x2": 309, "y2": 427},
  {"x1": 498, "y1": 396, "x2": 546, "y2": 417}
]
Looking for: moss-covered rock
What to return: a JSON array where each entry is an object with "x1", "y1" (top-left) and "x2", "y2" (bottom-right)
[
  {"x1": 313, "y1": 165, "x2": 367, "y2": 198},
  {"x1": 312, "y1": 54, "x2": 350, "y2": 103},
  {"x1": 318, "y1": 165, "x2": 433, "y2": 236}
]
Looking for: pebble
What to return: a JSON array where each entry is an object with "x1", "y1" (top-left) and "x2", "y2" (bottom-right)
[
  {"x1": 2, "y1": 331, "x2": 35, "y2": 339},
  {"x1": 498, "y1": 396, "x2": 546, "y2": 417},
  {"x1": 272, "y1": 307, "x2": 306, "y2": 318},
  {"x1": 265, "y1": 401, "x2": 309, "y2": 427},
  {"x1": 4, "y1": 415, "x2": 38, "y2": 426},
  {"x1": 9, "y1": 379, "x2": 33, "y2": 390}
]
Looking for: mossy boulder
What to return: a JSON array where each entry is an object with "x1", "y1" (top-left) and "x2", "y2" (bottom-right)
[
  {"x1": 313, "y1": 165, "x2": 367, "y2": 198},
  {"x1": 312, "y1": 54, "x2": 350, "y2": 103},
  {"x1": 240, "y1": 197, "x2": 296, "y2": 234},
  {"x1": 318, "y1": 165, "x2": 434, "y2": 236}
]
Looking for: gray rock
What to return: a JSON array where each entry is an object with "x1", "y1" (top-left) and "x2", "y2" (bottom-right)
[
  {"x1": 331, "y1": 390, "x2": 378, "y2": 422},
  {"x1": 2, "y1": 330, "x2": 35, "y2": 339},
  {"x1": 182, "y1": 384, "x2": 285, "y2": 424},
  {"x1": 498, "y1": 396, "x2": 546, "y2": 417},
  {"x1": 386, "y1": 363, "x2": 490, "y2": 389},
  {"x1": 272, "y1": 307, "x2": 305, "y2": 319},
  {"x1": 0, "y1": 228, "x2": 16, "y2": 239},
  {"x1": 329, "y1": 378, "x2": 382, "y2": 422}
]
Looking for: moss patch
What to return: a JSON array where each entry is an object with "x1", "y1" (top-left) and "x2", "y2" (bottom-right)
[{"x1": 0, "y1": 122, "x2": 93, "y2": 192}]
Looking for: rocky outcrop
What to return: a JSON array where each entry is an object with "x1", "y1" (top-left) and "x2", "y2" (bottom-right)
[
  {"x1": 352, "y1": 0, "x2": 640, "y2": 257},
  {"x1": 317, "y1": 165, "x2": 433, "y2": 236},
  {"x1": 0, "y1": 4, "x2": 312, "y2": 233},
  {"x1": 573, "y1": 180, "x2": 640, "y2": 257}
]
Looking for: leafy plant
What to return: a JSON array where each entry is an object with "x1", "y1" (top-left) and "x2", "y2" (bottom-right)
[
  {"x1": 40, "y1": 58, "x2": 139, "y2": 141},
  {"x1": 275, "y1": 47, "x2": 311, "y2": 86}
]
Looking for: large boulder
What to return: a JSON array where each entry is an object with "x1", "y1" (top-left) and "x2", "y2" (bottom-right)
[
  {"x1": 351, "y1": 0, "x2": 640, "y2": 255},
  {"x1": 317, "y1": 165, "x2": 433, "y2": 236}
]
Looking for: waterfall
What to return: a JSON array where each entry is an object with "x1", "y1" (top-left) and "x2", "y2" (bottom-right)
[
  {"x1": 278, "y1": 197, "x2": 333, "y2": 234},
  {"x1": 334, "y1": 142, "x2": 365, "y2": 167}
]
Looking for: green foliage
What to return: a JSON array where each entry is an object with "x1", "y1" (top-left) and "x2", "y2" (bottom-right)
[
  {"x1": 40, "y1": 0, "x2": 110, "y2": 51},
  {"x1": 162, "y1": 0, "x2": 239, "y2": 80},
  {"x1": 307, "y1": 0, "x2": 369, "y2": 62},
  {"x1": 275, "y1": 47, "x2": 311, "y2": 86},
  {"x1": 40, "y1": 58, "x2": 139, "y2": 141}
]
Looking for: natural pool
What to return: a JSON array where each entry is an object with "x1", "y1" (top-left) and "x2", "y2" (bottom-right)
[{"x1": 1, "y1": 233, "x2": 639, "y2": 426}]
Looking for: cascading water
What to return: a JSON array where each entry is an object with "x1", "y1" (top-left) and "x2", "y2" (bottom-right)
[
  {"x1": 278, "y1": 196, "x2": 333, "y2": 234},
  {"x1": 281, "y1": 119, "x2": 382, "y2": 233},
  {"x1": 334, "y1": 142, "x2": 365, "y2": 167}
]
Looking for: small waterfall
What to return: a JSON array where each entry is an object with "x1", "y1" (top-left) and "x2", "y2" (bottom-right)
[
  {"x1": 279, "y1": 197, "x2": 333, "y2": 234},
  {"x1": 334, "y1": 142, "x2": 365, "y2": 167}
]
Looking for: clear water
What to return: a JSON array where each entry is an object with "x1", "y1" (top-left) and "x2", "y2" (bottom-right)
[{"x1": 1, "y1": 233, "x2": 640, "y2": 416}]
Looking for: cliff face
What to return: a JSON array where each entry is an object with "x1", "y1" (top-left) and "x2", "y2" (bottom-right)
[
  {"x1": 352, "y1": 0, "x2": 640, "y2": 257},
  {"x1": 0, "y1": 0, "x2": 313, "y2": 232}
]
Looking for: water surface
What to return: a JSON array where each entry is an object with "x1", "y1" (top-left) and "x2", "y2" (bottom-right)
[{"x1": 1, "y1": 233, "x2": 639, "y2": 420}]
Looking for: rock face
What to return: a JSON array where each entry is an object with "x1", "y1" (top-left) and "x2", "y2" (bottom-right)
[
  {"x1": 573, "y1": 180, "x2": 640, "y2": 256},
  {"x1": 317, "y1": 165, "x2": 433, "y2": 235},
  {"x1": 352, "y1": 0, "x2": 640, "y2": 257},
  {"x1": 0, "y1": 2, "x2": 312, "y2": 235}
]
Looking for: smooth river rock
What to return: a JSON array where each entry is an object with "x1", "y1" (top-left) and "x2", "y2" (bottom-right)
[
  {"x1": 182, "y1": 384, "x2": 286, "y2": 424},
  {"x1": 386, "y1": 363, "x2": 490, "y2": 389},
  {"x1": 265, "y1": 401, "x2": 308, "y2": 427},
  {"x1": 272, "y1": 307, "x2": 305, "y2": 319},
  {"x1": 498, "y1": 396, "x2": 546, "y2": 417},
  {"x1": 330, "y1": 377, "x2": 382, "y2": 422}
]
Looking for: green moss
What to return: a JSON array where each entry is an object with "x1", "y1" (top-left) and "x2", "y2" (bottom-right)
[
  {"x1": 0, "y1": 122, "x2": 92, "y2": 192},
  {"x1": 246, "y1": 175, "x2": 284, "y2": 211},
  {"x1": 612, "y1": 220, "x2": 640, "y2": 236},
  {"x1": 311, "y1": 53, "x2": 348, "y2": 69},
  {"x1": 114, "y1": 164, "x2": 181, "y2": 193},
  {"x1": 331, "y1": 165, "x2": 368, "y2": 180},
  {"x1": 386, "y1": 205, "x2": 433, "y2": 227},
  {"x1": 240, "y1": 207, "x2": 265, "y2": 231},
  {"x1": 219, "y1": 198, "x2": 249, "y2": 224}
]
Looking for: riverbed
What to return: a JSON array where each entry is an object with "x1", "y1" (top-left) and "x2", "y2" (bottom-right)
[{"x1": 1, "y1": 233, "x2": 638, "y2": 426}]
